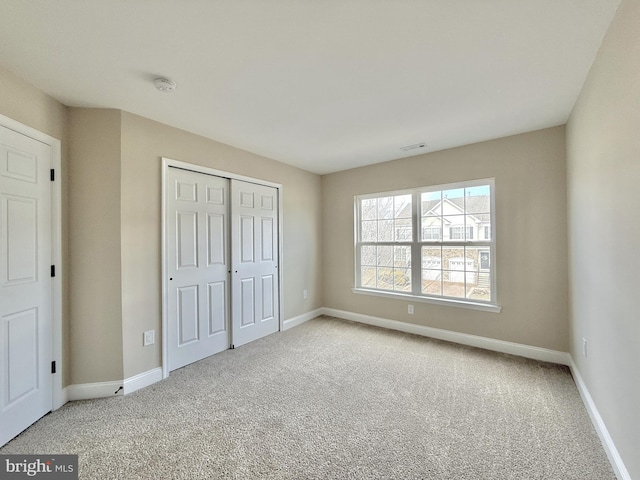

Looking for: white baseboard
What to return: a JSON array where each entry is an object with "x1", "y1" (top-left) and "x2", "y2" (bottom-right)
[
  {"x1": 64, "y1": 368, "x2": 163, "y2": 402},
  {"x1": 321, "y1": 307, "x2": 629, "y2": 479},
  {"x1": 283, "y1": 308, "x2": 324, "y2": 330},
  {"x1": 569, "y1": 359, "x2": 631, "y2": 480},
  {"x1": 322, "y1": 307, "x2": 572, "y2": 366},
  {"x1": 124, "y1": 367, "x2": 163, "y2": 395},
  {"x1": 65, "y1": 380, "x2": 124, "y2": 401}
]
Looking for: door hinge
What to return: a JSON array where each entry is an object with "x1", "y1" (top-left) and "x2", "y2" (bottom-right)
[
  {"x1": 51, "y1": 361, "x2": 56, "y2": 374},
  {"x1": 51, "y1": 265, "x2": 55, "y2": 277},
  {"x1": 50, "y1": 169, "x2": 55, "y2": 181}
]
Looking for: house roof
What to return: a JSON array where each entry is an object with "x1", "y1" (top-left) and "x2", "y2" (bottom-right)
[{"x1": 423, "y1": 196, "x2": 490, "y2": 216}]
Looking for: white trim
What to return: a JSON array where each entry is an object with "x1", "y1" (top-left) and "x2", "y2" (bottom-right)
[
  {"x1": 569, "y1": 359, "x2": 631, "y2": 480},
  {"x1": 65, "y1": 380, "x2": 124, "y2": 401},
  {"x1": 322, "y1": 308, "x2": 570, "y2": 365},
  {"x1": 163, "y1": 158, "x2": 282, "y2": 189},
  {"x1": 161, "y1": 160, "x2": 169, "y2": 379},
  {"x1": 161, "y1": 157, "x2": 284, "y2": 379},
  {"x1": 278, "y1": 186, "x2": 284, "y2": 333},
  {"x1": 123, "y1": 367, "x2": 163, "y2": 395},
  {"x1": 352, "y1": 288, "x2": 502, "y2": 313},
  {"x1": 283, "y1": 308, "x2": 324, "y2": 330},
  {"x1": 62, "y1": 368, "x2": 162, "y2": 402},
  {"x1": 0, "y1": 114, "x2": 64, "y2": 410}
]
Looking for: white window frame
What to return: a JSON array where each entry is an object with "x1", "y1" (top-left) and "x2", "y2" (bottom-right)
[{"x1": 353, "y1": 178, "x2": 501, "y2": 313}]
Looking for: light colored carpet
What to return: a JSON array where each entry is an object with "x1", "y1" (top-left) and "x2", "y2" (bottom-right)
[{"x1": 1, "y1": 316, "x2": 615, "y2": 479}]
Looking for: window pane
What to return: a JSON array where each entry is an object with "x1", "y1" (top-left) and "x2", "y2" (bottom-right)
[
  {"x1": 463, "y1": 247, "x2": 491, "y2": 301},
  {"x1": 377, "y1": 246, "x2": 393, "y2": 266},
  {"x1": 378, "y1": 220, "x2": 394, "y2": 241},
  {"x1": 361, "y1": 194, "x2": 413, "y2": 242},
  {"x1": 394, "y1": 268, "x2": 412, "y2": 292},
  {"x1": 394, "y1": 194, "x2": 412, "y2": 218},
  {"x1": 421, "y1": 191, "x2": 442, "y2": 216},
  {"x1": 422, "y1": 246, "x2": 442, "y2": 267},
  {"x1": 421, "y1": 247, "x2": 442, "y2": 295},
  {"x1": 443, "y1": 245, "x2": 467, "y2": 298},
  {"x1": 361, "y1": 220, "x2": 377, "y2": 242},
  {"x1": 421, "y1": 217, "x2": 442, "y2": 241},
  {"x1": 361, "y1": 198, "x2": 377, "y2": 220},
  {"x1": 443, "y1": 247, "x2": 465, "y2": 271},
  {"x1": 473, "y1": 213, "x2": 491, "y2": 224},
  {"x1": 377, "y1": 197, "x2": 394, "y2": 219},
  {"x1": 361, "y1": 246, "x2": 376, "y2": 266},
  {"x1": 422, "y1": 271, "x2": 442, "y2": 295},
  {"x1": 465, "y1": 213, "x2": 491, "y2": 241},
  {"x1": 377, "y1": 267, "x2": 394, "y2": 290},
  {"x1": 461, "y1": 248, "x2": 478, "y2": 293},
  {"x1": 444, "y1": 215, "x2": 464, "y2": 240},
  {"x1": 395, "y1": 218, "x2": 412, "y2": 241},
  {"x1": 464, "y1": 185, "x2": 491, "y2": 214},
  {"x1": 394, "y1": 246, "x2": 411, "y2": 268},
  {"x1": 468, "y1": 271, "x2": 491, "y2": 301},
  {"x1": 361, "y1": 267, "x2": 376, "y2": 288},
  {"x1": 443, "y1": 188, "x2": 464, "y2": 205},
  {"x1": 442, "y1": 276, "x2": 465, "y2": 298}
]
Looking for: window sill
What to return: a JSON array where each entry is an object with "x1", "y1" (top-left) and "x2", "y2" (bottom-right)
[{"x1": 352, "y1": 288, "x2": 502, "y2": 313}]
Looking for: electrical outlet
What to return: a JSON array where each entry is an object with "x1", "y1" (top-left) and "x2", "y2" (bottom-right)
[
  {"x1": 408, "y1": 304, "x2": 414, "y2": 314},
  {"x1": 303, "y1": 289, "x2": 308, "y2": 299},
  {"x1": 143, "y1": 330, "x2": 155, "y2": 347},
  {"x1": 582, "y1": 338, "x2": 587, "y2": 358}
]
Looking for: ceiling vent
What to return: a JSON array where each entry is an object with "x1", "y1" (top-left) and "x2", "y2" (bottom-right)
[{"x1": 400, "y1": 142, "x2": 427, "y2": 152}]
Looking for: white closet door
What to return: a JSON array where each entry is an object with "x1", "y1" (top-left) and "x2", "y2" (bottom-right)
[
  {"x1": 167, "y1": 168, "x2": 230, "y2": 371},
  {"x1": 0, "y1": 126, "x2": 52, "y2": 446},
  {"x1": 230, "y1": 180, "x2": 279, "y2": 348}
]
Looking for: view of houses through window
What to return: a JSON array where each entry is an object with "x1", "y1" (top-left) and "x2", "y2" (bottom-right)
[{"x1": 355, "y1": 180, "x2": 495, "y2": 305}]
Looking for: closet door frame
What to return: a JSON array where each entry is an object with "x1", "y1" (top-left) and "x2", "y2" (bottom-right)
[{"x1": 161, "y1": 157, "x2": 283, "y2": 379}]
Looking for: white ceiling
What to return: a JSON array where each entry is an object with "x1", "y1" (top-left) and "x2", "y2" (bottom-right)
[{"x1": 0, "y1": 0, "x2": 621, "y2": 174}]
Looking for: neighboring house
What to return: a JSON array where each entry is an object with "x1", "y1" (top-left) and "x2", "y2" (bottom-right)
[
  {"x1": 393, "y1": 194, "x2": 492, "y2": 292},
  {"x1": 420, "y1": 195, "x2": 491, "y2": 242}
]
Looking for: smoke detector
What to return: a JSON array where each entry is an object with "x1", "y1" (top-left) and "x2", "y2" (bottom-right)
[{"x1": 154, "y1": 77, "x2": 176, "y2": 93}]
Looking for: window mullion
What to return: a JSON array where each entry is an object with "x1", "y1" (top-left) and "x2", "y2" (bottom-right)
[{"x1": 411, "y1": 191, "x2": 421, "y2": 295}]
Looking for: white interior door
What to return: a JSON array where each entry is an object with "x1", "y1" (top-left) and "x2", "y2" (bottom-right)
[
  {"x1": 231, "y1": 180, "x2": 279, "y2": 348},
  {"x1": 166, "y1": 168, "x2": 230, "y2": 371},
  {"x1": 0, "y1": 125, "x2": 53, "y2": 445}
]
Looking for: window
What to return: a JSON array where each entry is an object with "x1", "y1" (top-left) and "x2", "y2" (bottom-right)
[
  {"x1": 422, "y1": 226, "x2": 441, "y2": 240},
  {"x1": 359, "y1": 193, "x2": 413, "y2": 293},
  {"x1": 355, "y1": 179, "x2": 497, "y2": 310},
  {"x1": 449, "y1": 225, "x2": 473, "y2": 240}
]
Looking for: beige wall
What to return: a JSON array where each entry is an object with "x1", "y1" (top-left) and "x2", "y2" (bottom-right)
[
  {"x1": 120, "y1": 112, "x2": 323, "y2": 378},
  {"x1": 0, "y1": 67, "x2": 323, "y2": 385},
  {"x1": 68, "y1": 109, "x2": 124, "y2": 384},
  {"x1": 566, "y1": 0, "x2": 639, "y2": 477},
  {"x1": 322, "y1": 126, "x2": 569, "y2": 351},
  {"x1": 0, "y1": 66, "x2": 71, "y2": 386},
  {"x1": 0, "y1": 65, "x2": 67, "y2": 141}
]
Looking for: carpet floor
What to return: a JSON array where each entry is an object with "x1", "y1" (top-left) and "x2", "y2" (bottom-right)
[{"x1": 1, "y1": 316, "x2": 615, "y2": 479}]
